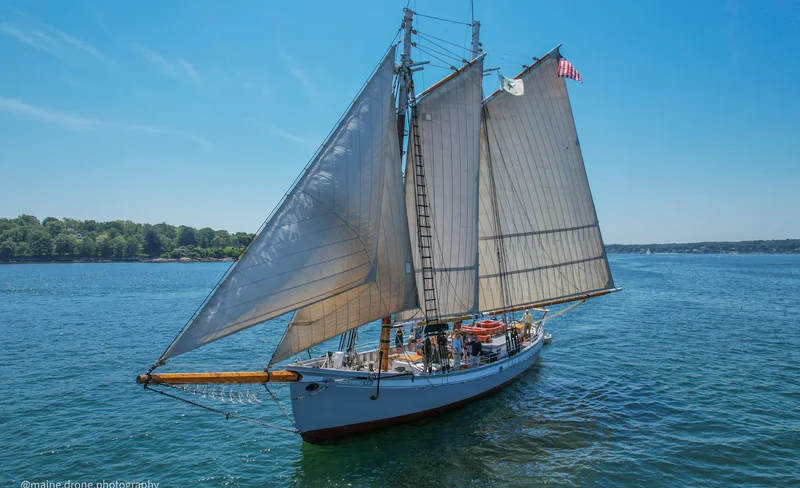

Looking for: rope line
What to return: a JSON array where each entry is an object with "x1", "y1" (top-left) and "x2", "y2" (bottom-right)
[
  {"x1": 415, "y1": 45, "x2": 457, "y2": 70},
  {"x1": 144, "y1": 384, "x2": 299, "y2": 434},
  {"x1": 415, "y1": 32, "x2": 469, "y2": 62},
  {"x1": 416, "y1": 30, "x2": 478, "y2": 55},
  {"x1": 413, "y1": 11, "x2": 472, "y2": 26}
]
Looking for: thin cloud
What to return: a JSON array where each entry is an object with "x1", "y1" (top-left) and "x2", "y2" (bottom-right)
[
  {"x1": 0, "y1": 24, "x2": 58, "y2": 54},
  {"x1": 270, "y1": 125, "x2": 308, "y2": 144},
  {"x1": 289, "y1": 67, "x2": 313, "y2": 94},
  {"x1": 0, "y1": 23, "x2": 104, "y2": 61},
  {"x1": 0, "y1": 97, "x2": 210, "y2": 149},
  {"x1": 135, "y1": 44, "x2": 200, "y2": 83},
  {"x1": 279, "y1": 50, "x2": 315, "y2": 100}
]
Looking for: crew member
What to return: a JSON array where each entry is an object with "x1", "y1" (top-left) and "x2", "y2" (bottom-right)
[
  {"x1": 469, "y1": 334, "x2": 482, "y2": 368},
  {"x1": 451, "y1": 331, "x2": 462, "y2": 370},
  {"x1": 522, "y1": 309, "x2": 533, "y2": 339}
]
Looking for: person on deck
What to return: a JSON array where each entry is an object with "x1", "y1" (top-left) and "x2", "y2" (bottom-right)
[
  {"x1": 469, "y1": 334, "x2": 482, "y2": 368},
  {"x1": 522, "y1": 309, "x2": 533, "y2": 339},
  {"x1": 423, "y1": 337, "x2": 433, "y2": 374},
  {"x1": 461, "y1": 332, "x2": 469, "y2": 364},
  {"x1": 395, "y1": 327, "x2": 404, "y2": 355},
  {"x1": 451, "y1": 332, "x2": 462, "y2": 370}
]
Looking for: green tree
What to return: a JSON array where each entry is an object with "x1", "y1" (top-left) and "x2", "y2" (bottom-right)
[
  {"x1": 232, "y1": 232, "x2": 252, "y2": 248},
  {"x1": 210, "y1": 235, "x2": 227, "y2": 248},
  {"x1": 54, "y1": 233, "x2": 78, "y2": 256},
  {"x1": 16, "y1": 214, "x2": 41, "y2": 227},
  {"x1": 78, "y1": 237, "x2": 95, "y2": 258},
  {"x1": 214, "y1": 230, "x2": 230, "y2": 246},
  {"x1": 0, "y1": 239, "x2": 14, "y2": 259},
  {"x1": 96, "y1": 234, "x2": 113, "y2": 258},
  {"x1": 197, "y1": 227, "x2": 215, "y2": 248},
  {"x1": 178, "y1": 226, "x2": 197, "y2": 246},
  {"x1": 16, "y1": 242, "x2": 31, "y2": 257},
  {"x1": 29, "y1": 230, "x2": 53, "y2": 257},
  {"x1": 44, "y1": 218, "x2": 66, "y2": 237},
  {"x1": 111, "y1": 235, "x2": 127, "y2": 259},
  {"x1": 125, "y1": 236, "x2": 140, "y2": 257},
  {"x1": 143, "y1": 229, "x2": 162, "y2": 256}
]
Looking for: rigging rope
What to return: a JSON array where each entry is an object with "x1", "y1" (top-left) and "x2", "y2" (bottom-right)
[
  {"x1": 416, "y1": 30, "x2": 478, "y2": 56},
  {"x1": 414, "y1": 45, "x2": 457, "y2": 70},
  {"x1": 264, "y1": 383, "x2": 296, "y2": 427},
  {"x1": 144, "y1": 383, "x2": 299, "y2": 434},
  {"x1": 413, "y1": 11, "x2": 472, "y2": 26},
  {"x1": 414, "y1": 32, "x2": 468, "y2": 63}
]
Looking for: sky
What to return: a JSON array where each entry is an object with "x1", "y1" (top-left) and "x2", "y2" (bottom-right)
[{"x1": 0, "y1": 0, "x2": 798, "y2": 245}]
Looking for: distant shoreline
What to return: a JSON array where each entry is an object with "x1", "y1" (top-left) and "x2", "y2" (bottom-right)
[
  {"x1": 3, "y1": 253, "x2": 799, "y2": 265},
  {"x1": 0, "y1": 257, "x2": 234, "y2": 265}
]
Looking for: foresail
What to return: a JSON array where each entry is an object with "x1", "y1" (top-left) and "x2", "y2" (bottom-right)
[
  {"x1": 478, "y1": 47, "x2": 614, "y2": 312},
  {"x1": 398, "y1": 57, "x2": 484, "y2": 321},
  {"x1": 271, "y1": 124, "x2": 418, "y2": 365},
  {"x1": 163, "y1": 47, "x2": 398, "y2": 359}
]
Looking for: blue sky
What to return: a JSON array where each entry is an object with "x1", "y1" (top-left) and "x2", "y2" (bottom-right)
[{"x1": 1, "y1": 0, "x2": 798, "y2": 244}]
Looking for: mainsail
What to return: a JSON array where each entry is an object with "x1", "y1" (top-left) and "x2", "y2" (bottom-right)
[
  {"x1": 163, "y1": 47, "x2": 399, "y2": 359},
  {"x1": 399, "y1": 57, "x2": 485, "y2": 321},
  {"x1": 477, "y1": 46, "x2": 614, "y2": 312}
]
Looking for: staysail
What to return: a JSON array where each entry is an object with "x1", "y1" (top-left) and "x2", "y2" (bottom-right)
[
  {"x1": 399, "y1": 56, "x2": 485, "y2": 321},
  {"x1": 163, "y1": 47, "x2": 399, "y2": 359},
  {"x1": 271, "y1": 128, "x2": 418, "y2": 365},
  {"x1": 478, "y1": 46, "x2": 614, "y2": 312}
]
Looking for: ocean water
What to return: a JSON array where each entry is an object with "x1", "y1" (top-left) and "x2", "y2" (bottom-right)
[{"x1": 1, "y1": 255, "x2": 799, "y2": 487}]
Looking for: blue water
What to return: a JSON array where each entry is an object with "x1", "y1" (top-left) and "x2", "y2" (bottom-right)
[{"x1": 2, "y1": 255, "x2": 799, "y2": 487}]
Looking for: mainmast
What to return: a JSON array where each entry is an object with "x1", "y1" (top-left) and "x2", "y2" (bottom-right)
[
  {"x1": 395, "y1": 8, "x2": 414, "y2": 155},
  {"x1": 471, "y1": 19, "x2": 481, "y2": 59},
  {"x1": 380, "y1": 8, "x2": 415, "y2": 372}
]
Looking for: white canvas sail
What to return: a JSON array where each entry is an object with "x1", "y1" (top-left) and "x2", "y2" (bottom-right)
[
  {"x1": 271, "y1": 127, "x2": 418, "y2": 365},
  {"x1": 399, "y1": 57, "x2": 484, "y2": 321},
  {"x1": 163, "y1": 48, "x2": 398, "y2": 359},
  {"x1": 478, "y1": 47, "x2": 614, "y2": 312}
]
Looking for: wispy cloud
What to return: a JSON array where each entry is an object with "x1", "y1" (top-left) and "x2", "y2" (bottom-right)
[
  {"x1": 135, "y1": 44, "x2": 199, "y2": 83},
  {"x1": 288, "y1": 67, "x2": 313, "y2": 94},
  {"x1": 0, "y1": 23, "x2": 104, "y2": 61},
  {"x1": 279, "y1": 50, "x2": 315, "y2": 100},
  {"x1": 270, "y1": 125, "x2": 310, "y2": 145},
  {"x1": 0, "y1": 97, "x2": 210, "y2": 149}
]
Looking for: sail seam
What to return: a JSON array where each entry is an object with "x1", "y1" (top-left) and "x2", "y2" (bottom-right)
[
  {"x1": 479, "y1": 223, "x2": 598, "y2": 241},
  {"x1": 479, "y1": 255, "x2": 605, "y2": 279}
]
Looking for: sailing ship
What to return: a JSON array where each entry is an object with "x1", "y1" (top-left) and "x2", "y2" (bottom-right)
[{"x1": 137, "y1": 8, "x2": 618, "y2": 442}]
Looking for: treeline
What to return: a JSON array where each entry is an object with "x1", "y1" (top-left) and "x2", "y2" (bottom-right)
[
  {"x1": 0, "y1": 215, "x2": 255, "y2": 261},
  {"x1": 606, "y1": 239, "x2": 800, "y2": 254}
]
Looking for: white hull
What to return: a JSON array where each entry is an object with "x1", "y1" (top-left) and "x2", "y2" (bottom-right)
[{"x1": 286, "y1": 331, "x2": 543, "y2": 442}]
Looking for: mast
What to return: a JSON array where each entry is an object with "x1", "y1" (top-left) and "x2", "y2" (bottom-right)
[
  {"x1": 396, "y1": 8, "x2": 414, "y2": 154},
  {"x1": 471, "y1": 20, "x2": 481, "y2": 59},
  {"x1": 380, "y1": 8, "x2": 415, "y2": 372}
]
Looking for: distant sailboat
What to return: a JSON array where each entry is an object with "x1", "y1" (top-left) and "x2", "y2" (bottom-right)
[
  {"x1": 646, "y1": 248, "x2": 651, "y2": 255},
  {"x1": 137, "y1": 8, "x2": 619, "y2": 442}
]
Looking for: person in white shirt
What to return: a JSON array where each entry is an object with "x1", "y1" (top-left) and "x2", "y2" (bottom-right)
[
  {"x1": 521, "y1": 309, "x2": 533, "y2": 339},
  {"x1": 451, "y1": 332, "x2": 462, "y2": 370}
]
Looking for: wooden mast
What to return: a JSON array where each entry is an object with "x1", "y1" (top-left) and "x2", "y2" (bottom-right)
[{"x1": 378, "y1": 9, "x2": 415, "y2": 372}]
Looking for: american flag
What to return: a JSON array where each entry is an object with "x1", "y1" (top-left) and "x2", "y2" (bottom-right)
[{"x1": 558, "y1": 57, "x2": 583, "y2": 83}]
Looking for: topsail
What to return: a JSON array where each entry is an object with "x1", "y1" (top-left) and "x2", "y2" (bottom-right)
[
  {"x1": 477, "y1": 47, "x2": 614, "y2": 312},
  {"x1": 163, "y1": 48, "x2": 399, "y2": 359}
]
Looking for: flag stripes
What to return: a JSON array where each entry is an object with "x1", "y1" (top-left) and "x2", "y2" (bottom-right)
[{"x1": 558, "y1": 58, "x2": 583, "y2": 83}]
